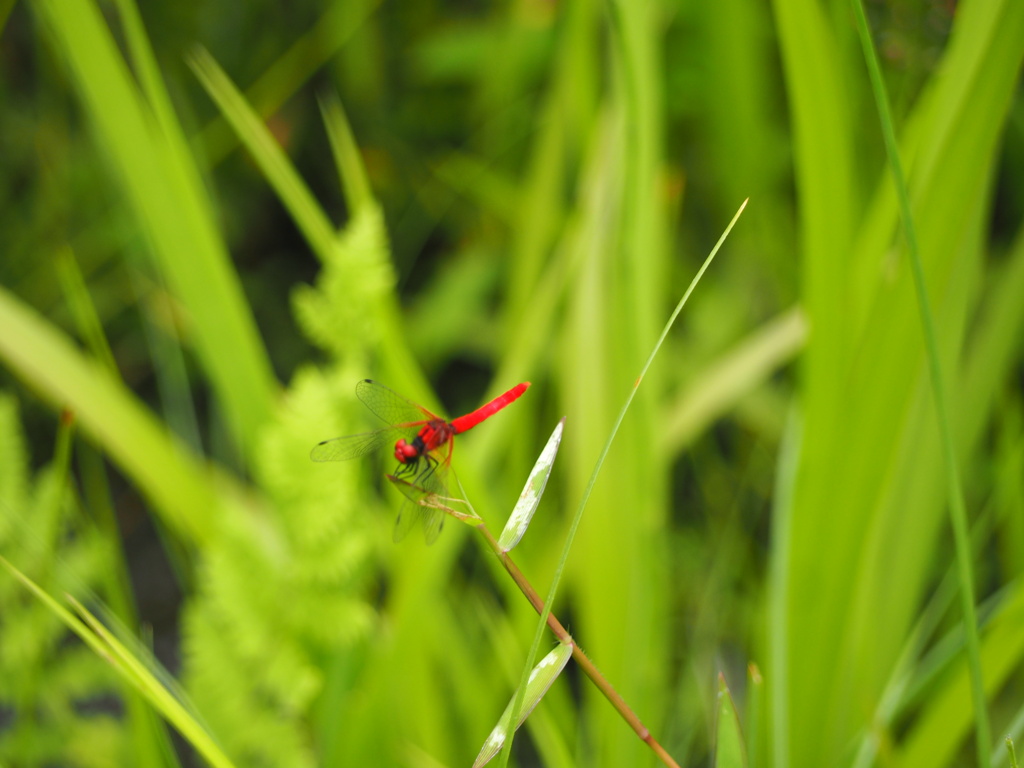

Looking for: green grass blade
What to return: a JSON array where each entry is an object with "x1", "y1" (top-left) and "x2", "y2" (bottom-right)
[
  {"x1": 0, "y1": 285, "x2": 218, "y2": 546},
  {"x1": 189, "y1": 47, "x2": 338, "y2": 262},
  {"x1": 746, "y1": 665, "x2": 765, "y2": 768},
  {"x1": 32, "y1": 0, "x2": 277, "y2": 457},
  {"x1": 318, "y1": 93, "x2": 373, "y2": 217},
  {"x1": 893, "y1": 583, "x2": 1024, "y2": 767},
  {"x1": 55, "y1": 246, "x2": 118, "y2": 376},
  {"x1": 195, "y1": 0, "x2": 380, "y2": 166},
  {"x1": 715, "y1": 674, "x2": 747, "y2": 768},
  {"x1": 0, "y1": 556, "x2": 235, "y2": 768},
  {"x1": 501, "y1": 200, "x2": 746, "y2": 766},
  {"x1": 773, "y1": 0, "x2": 1024, "y2": 763},
  {"x1": 851, "y1": 3, "x2": 992, "y2": 764},
  {"x1": 770, "y1": 0, "x2": 858, "y2": 420},
  {"x1": 768, "y1": 406, "x2": 801, "y2": 768}
]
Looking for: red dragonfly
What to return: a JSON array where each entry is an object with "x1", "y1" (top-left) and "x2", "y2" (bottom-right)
[{"x1": 311, "y1": 379, "x2": 531, "y2": 543}]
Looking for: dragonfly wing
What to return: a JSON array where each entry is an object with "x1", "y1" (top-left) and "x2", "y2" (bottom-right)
[
  {"x1": 356, "y1": 379, "x2": 439, "y2": 428},
  {"x1": 390, "y1": 497, "x2": 444, "y2": 545},
  {"x1": 386, "y1": 467, "x2": 450, "y2": 545},
  {"x1": 421, "y1": 510, "x2": 444, "y2": 545},
  {"x1": 310, "y1": 428, "x2": 396, "y2": 462},
  {"x1": 392, "y1": 500, "x2": 418, "y2": 543},
  {"x1": 393, "y1": 501, "x2": 417, "y2": 544}
]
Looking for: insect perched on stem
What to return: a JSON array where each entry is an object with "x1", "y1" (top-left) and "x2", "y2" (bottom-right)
[{"x1": 311, "y1": 379, "x2": 531, "y2": 543}]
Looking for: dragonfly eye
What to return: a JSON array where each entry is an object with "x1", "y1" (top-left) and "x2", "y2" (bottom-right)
[{"x1": 395, "y1": 440, "x2": 419, "y2": 463}]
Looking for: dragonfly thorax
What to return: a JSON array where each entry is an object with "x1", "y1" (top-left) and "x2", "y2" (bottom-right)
[{"x1": 394, "y1": 420, "x2": 454, "y2": 464}]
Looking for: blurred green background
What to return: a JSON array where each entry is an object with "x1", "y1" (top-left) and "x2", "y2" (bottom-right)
[{"x1": 1, "y1": 0, "x2": 1022, "y2": 766}]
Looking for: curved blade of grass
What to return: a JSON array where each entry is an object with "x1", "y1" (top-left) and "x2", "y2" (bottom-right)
[
  {"x1": 893, "y1": 581, "x2": 1024, "y2": 767},
  {"x1": 195, "y1": 0, "x2": 380, "y2": 167},
  {"x1": 474, "y1": 642, "x2": 573, "y2": 768},
  {"x1": 851, "y1": 3, "x2": 991, "y2": 765},
  {"x1": 0, "y1": 285, "x2": 217, "y2": 546},
  {"x1": 318, "y1": 93, "x2": 374, "y2": 217},
  {"x1": 499, "y1": 199, "x2": 747, "y2": 767},
  {"x1": 498, "y1": 418, "x2": 564, "y2": 552},
  {"x1": 189, "y1": 47, "x2": 338, "y2": 263},
  {"x1": 0, "y1": 556, "x2": 235, "y2": 768}
]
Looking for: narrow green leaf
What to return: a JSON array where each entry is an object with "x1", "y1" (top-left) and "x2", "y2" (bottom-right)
[
  {"x1": 852, "y1": 3, "x2": 993, "y2": 765},
  {"x1": 189, "y1": 47, "x2": 338, "y2": 263},
  {"x1": 0, "y1": 285, "x2": 218, "y2": 546},
  {"x1": 715, "y1": 674, "x2": 747, "y2": 768},
  {"x1": 991, "y1": 694, "x2": 1024, "y2": 767},
  {"x1": 195, "y1": 0, "x2": 380, "y2": 166},
  {"x1": 0, "y1": 556, "x2": 236, "y2": 768},
  {"x1": 502, "y1": 199, "x2": 746, "y2": 765},
  {"x1": 55, "y1": 246, "x2": 118, "y2": 377},
  {"x1": 745, "y1": 664, "x2": 765, "y2": 768},
  {"x1": 319, "y1": 93, "x2": 373, "y2": 217},
  {"x1": 769, "y1": 407, "x2": 801, "y2": 768},
  {"x1": 33, "y1": 0, "x2": 277, "y2": 457},
  {"x1": 473, "y1": 642, "x2": 573, "y2": 768},
  {"x1": 498, "y1": 418, "x2": 564, "y2": 552},
  {"x1": 894, "y1": 583, "x2": 1024, "y2": 768}
]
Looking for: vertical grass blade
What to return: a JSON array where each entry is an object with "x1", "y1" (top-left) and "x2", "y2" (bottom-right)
[
  {"x1": 501, "y1": 200, "x2": 746, "y2": 767},
  {"x1": 715, "y1": 674, "x2": 747, "y2": 768},
  {"x1": 31, "y1": 0, "x2": 277, "y2": 458},
  {"x1": 55, "y1": 247, "x2": 118, "y2": 376},
  {"x1": 195, "y1": 0, "x2": 380, "y2": 166},
  {"x1": 771, "y1": 0, "x2": 1024, "y2": 763},
  {"x1": 851, "y1": 3, "x2": 992, "y2": 765}
]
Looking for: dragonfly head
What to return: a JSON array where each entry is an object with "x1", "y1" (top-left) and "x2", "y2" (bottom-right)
[{"x1": 394, "y1": 439, "x2": 419, "y2": 464}]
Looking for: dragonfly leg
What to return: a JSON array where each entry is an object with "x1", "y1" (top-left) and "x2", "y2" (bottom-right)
[
  {"x1": 392, "y1": 457, "x2": 421, "y2": 481},
  {"x1": 413, "y1": 455, "x2": 441, "y2": 493}
]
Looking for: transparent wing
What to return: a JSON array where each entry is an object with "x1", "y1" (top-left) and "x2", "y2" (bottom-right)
[
  {"x1": 356, "y1": 379, "x2": 440, "y2": 428},
  {"x1": 310, "y1": 428, "x2": 398, "y2": 462},
  {"x1": 420, "y1": 509, "x2": 444, "y2": 545},
  {"x1": 312, "y1": 380, "x2": 437, "y2": 462},
  {"x1": 391, "y1": 500, "x2": 444, "y2": 544},
  {"x1": 387, "y1": 463, "x2": 450, "y2": 544}
]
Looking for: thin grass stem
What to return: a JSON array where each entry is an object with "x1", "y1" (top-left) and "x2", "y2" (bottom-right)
[
  {"x1": 498, "y1": 199, "x2": 746, "y2": 767},
  {"x1": 476, "y1": 524, "x2": 681, "y2": 768}
]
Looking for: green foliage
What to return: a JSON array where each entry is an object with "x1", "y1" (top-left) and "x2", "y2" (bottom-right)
[
  {"x1": 0, "y1": 0, "x2": 1022, "y2": 766},
  {"x1": 180, "y1": 209, "x2": 387, "y2": 765},
  {"x1": 0, "y1": 396, "x2": 132, "y2": 766}
]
